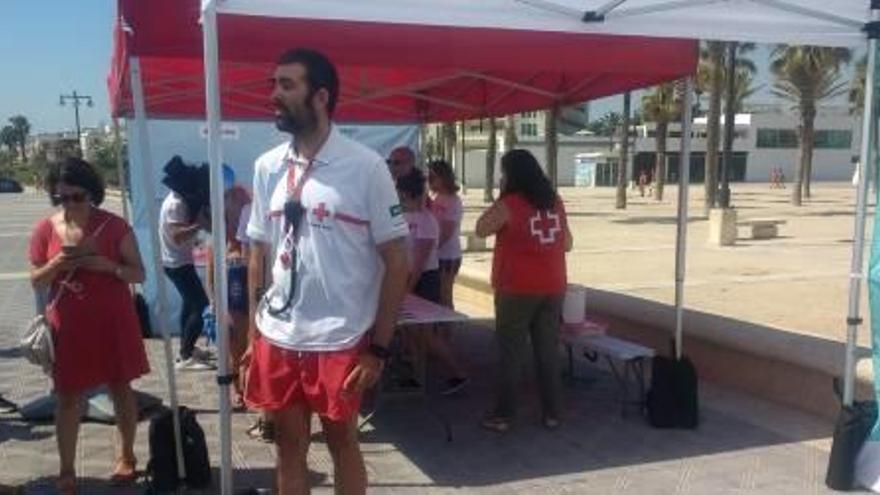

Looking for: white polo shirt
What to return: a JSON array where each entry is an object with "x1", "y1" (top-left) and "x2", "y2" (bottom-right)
[{"x1": 247, "y1": 126, "x2": 408, "y2": 351}]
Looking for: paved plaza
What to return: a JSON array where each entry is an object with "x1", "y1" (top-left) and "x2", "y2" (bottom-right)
[
  {"x1": 0, "y1": 189, "x2": 864, "y2": 493},
  {"x1": 461, "y1": 182, "x2": 875, "y2": 346}
]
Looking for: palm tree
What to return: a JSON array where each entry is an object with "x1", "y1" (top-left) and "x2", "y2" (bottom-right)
[
  {"x1": 698, "y1": 42, "x2": 757, "y2": 211},
  {"x1": 0, "y1": 126, "x2": 17, "y2": 158},
  {"x1": 593, "y1": 111, "x2": 623, "y2": 149},
  {"x1": 9, "y1": 115, "x2": 30, "y2": 162},
  {"x1": 545, "y1": 106, "x2": 559, "y2": 187},
  {"x1": 484, "y1": 118, "x2": 497, "y2": 203},
  {"x1": 442, "y1": 123, "x2": 456, "y2": 163},
  {"x1": 732, "y1": 69, "x2": 761, "y2": 113},
  {"x1": 771, "y1": 45, "x2": 851, "y2": 205},
  {"x1": 642, "y1": 83, "x2": 680, "y2": 201},
  {"x1": 503, "y1": 115, "x2": 518, "y2": 151},
  {"x1": 615, "y1": 92, "x2": 631, "y2": 209},
  {"x1": 850, "y1": 54, "x2": 868, "y2": 116},
  {"x1": 701, "y1": 41, "x2": 725, "y2": 214}
]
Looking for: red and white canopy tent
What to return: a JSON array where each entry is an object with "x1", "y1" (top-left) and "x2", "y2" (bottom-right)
[{"x1": 109, "y1": 1, "x2": 872, "y2": 493}]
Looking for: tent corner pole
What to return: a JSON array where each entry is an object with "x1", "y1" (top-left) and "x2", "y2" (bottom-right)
[
  {"x1": 129, "y1": 56, "x2": 187, "y2": 482},
  {"x1": 674, "y1": 77, "x2": 694, "y2": 361},
  {"x1": 201, "y1": 2, "x2": 234, "y2": 494},
  {"x1": 843, "y1": 9, "x2": 879, "y2": 407}
]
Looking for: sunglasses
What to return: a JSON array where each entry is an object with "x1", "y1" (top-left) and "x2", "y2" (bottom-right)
[
  {"x1": 386, "y1": 159, "x2": 403, "y2": 166},
  {"x1": 53, "y1": 192, "x2": 89, "y2": 204}
]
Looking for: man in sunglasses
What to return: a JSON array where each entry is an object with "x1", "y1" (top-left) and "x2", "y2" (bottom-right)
[{"x1": 244, "y1": 48, "x2": 409, "y2": 494}]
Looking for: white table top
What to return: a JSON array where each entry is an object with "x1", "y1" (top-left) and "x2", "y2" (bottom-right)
[{"x1": 397, "y1": 294, "x2": 470, "y2": 325}]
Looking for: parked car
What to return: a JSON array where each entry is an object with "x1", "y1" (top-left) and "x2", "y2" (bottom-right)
[{"x1": 0, "y1": 179, "x2": 23, "y2": 193}]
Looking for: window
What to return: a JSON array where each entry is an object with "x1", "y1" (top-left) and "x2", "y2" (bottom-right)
[
  {"x1": 520, "y1": 123, "x2": 538, "y2": 136},
  {"x1": 756, "y1": 129, "x2": 798, "y2": 149},
  {"x1": 814, "y1": 130, "x2": 852, "y2": 149}
]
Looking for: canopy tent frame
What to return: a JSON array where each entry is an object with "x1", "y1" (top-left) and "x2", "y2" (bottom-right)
[
  {"x1": 111, "y1": 1, "x2": 877, "y2": 493},
  {"x1": 128, "y1": 57, "x2": 188, "y2": 482},
  {"x1": 844, "y1": 5, "x2": 880, "y2": 406}
]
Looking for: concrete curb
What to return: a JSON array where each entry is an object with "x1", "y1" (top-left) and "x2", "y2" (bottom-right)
[{"x1": 456, "y1": 269, "x2": 871, "y2": 419}]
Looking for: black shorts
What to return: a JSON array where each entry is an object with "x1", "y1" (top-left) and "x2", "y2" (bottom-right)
[
  {"x1": 438, "y1": 258, "x2": 462, "y2": 276},
  {"x1": 414, "y1": 269, "x2": 441, "y2": 304}
]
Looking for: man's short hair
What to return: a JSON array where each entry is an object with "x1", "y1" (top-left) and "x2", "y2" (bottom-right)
[
  {"x1": 389, "y1": 146, "x2": 415, "y2": 164},
  {"x1": 277, "y1": 48, "x2": 340, "y2": 116},
  {"x1": 396, "y1": 167, "x2": 426, "y2": 199}
]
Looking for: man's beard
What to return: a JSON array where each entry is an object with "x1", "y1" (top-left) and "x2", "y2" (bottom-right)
[{"x1": 275, "y1": 103, "x2": 318, "y2": 137}]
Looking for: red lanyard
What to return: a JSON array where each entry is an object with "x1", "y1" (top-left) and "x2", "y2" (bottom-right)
[{"x1": 286, "y1": 156, "x2": 315, "y2": 202}]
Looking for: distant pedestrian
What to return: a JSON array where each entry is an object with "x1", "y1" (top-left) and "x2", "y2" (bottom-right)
[{"x1": 638, "y1": 171, "x2": 648, "y2": 197}]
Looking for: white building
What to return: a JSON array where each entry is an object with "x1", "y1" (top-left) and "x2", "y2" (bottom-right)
[{"x1": 452, "y1": 104, "x2": 861, "y2": 188}]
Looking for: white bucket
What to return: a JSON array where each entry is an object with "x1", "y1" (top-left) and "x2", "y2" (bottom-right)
[{"x1": 562, "y1": 284, "x2": 586, "y2": 324}]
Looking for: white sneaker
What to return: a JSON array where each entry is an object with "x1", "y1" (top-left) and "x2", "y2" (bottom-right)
[
  {"x1": 175, "y1": 356, "x2": 216, "y2": 372},
  {"x1": 192, "y1": 347, "x2": 216, "y2": 362}
]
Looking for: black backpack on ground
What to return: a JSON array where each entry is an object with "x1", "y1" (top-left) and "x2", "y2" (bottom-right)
[
  {"x1": 134, "y1": 292, "x2": 152, "y2": 339},
  {"x1": 146, "y1": 406, "x2": 212, "y2": 493},
  {"x1": 646, "y1": 341, "x2": 699, "y2": 429},
  {"x1": 826, "y1": 379, "x2": 878, "y2": 490}
]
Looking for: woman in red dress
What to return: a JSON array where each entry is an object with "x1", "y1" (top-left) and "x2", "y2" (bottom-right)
[{"x1": 29, "y1": 157, "x2": 149, "y2": 494}]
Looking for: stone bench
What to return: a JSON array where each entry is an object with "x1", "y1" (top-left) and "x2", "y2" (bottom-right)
[{"x1": 737, "y1": 219, "x2": 787, "y2": 240}]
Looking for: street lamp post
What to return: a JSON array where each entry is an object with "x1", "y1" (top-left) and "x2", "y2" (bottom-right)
[{"x1": 59, "y1": 91, "x2": 93, "y2": 156}]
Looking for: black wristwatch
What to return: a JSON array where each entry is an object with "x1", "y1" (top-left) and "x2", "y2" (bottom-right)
[{"x1": 368, "y1": 343, "x2": 392, "y2": 361}]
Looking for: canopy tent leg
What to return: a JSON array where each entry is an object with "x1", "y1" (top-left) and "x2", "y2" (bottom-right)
[
  {"x1": 129, "y1": 56, "x2": 187, "y2": 482},
  {"x1": 843, "y1": 15, "x2": 879, "y2": 406},
  {"x1": 674, "y1": 77, "x2": 694, "y2": 359},
  {"x1": 201, "y1": 2, "x2": 234, "y2": 494}
]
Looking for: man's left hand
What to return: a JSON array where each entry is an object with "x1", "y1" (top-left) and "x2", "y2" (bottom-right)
[{"x1": 342, "y1": 353, "x2": 384, "y2": 397}]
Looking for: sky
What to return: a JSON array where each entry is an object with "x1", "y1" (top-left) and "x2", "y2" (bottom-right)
[
  {"x1": 0, "y1": 1, "x2": 861, "y2": 133},
  {"x1": 0, "y1": 1, "x2": 115, "y2": 134}
]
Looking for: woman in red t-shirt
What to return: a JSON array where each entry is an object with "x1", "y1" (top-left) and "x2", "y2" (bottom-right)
[
  {"x1": 476, "y1": 149, "x2": 572, "y2": 432},
  {"x1": 29, "y1": 158, "x2": 149, "y2": 493}
]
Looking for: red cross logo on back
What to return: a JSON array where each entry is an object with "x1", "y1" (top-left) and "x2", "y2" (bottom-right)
[
  {"x1": 530, "y1": 210, "x2": 561, "y2": 244},
  {"x1": 312, "y1": 202, "x2": 331, "y2": 223}
]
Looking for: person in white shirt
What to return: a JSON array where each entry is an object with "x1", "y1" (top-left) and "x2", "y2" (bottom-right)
[
  {"x1": 397, "y1": 169, "x2": 468, "y2": 396},
  {"x1": 159, "y1": 183, "x2": 214, "y2": 371},
  {"x1": 427, "y1": 159, "x2": 464, "y2": 311},
  {"x1": 243, "y1": 48, "x2": 409, "y2": 494}
]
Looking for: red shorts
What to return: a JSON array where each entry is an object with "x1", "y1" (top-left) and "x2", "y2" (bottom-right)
[{"x1": 244, "y1": 335, "x2": 367, "y2": 422}]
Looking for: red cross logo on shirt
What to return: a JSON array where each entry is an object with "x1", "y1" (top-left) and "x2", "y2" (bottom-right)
[
  {"x1": 530, "y1": 210, "x2": 561, "y2": 245},
  {"x1": 312, "y1": 202, "x2": 331, "y2": 222}
]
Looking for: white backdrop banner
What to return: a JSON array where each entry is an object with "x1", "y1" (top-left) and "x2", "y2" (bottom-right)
[{"x1": 126, "y1": 119, "x2": 418, "y2": 334}]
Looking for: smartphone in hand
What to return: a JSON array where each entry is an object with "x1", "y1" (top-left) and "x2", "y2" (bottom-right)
[{"x1": 61, "y1": 245, "x2": 87, "y2": 258}]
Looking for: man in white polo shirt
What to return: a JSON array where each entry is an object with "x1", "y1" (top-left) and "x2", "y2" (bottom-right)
[{"x1": 244, "y1": 48, "x2": 409, "y2": 494}]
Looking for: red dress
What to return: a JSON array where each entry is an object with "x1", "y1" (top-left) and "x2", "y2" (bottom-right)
[{"x1": 29, "y1": 209, "x2": 150, "y2": 394}]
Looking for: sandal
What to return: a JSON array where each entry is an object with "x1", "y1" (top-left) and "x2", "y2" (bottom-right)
[
  {"x1": 246, "y1": 418, "x2": 276, "y2": 443},
  {"x1": 480, "y1": 415, "x2": 512, "y2": 433},
  {"x1": 260, "y1": 419, "x2": 276, "y2": 443},
  {"x1": 231, "y1": 393, "x2": 246, "y2": 412},
  {"x1": 110, "y1": 457, "x2": 138, "y2": 485},
  {"x1": 246, "y1": 418, "x2": 264, "y2": 439}
]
